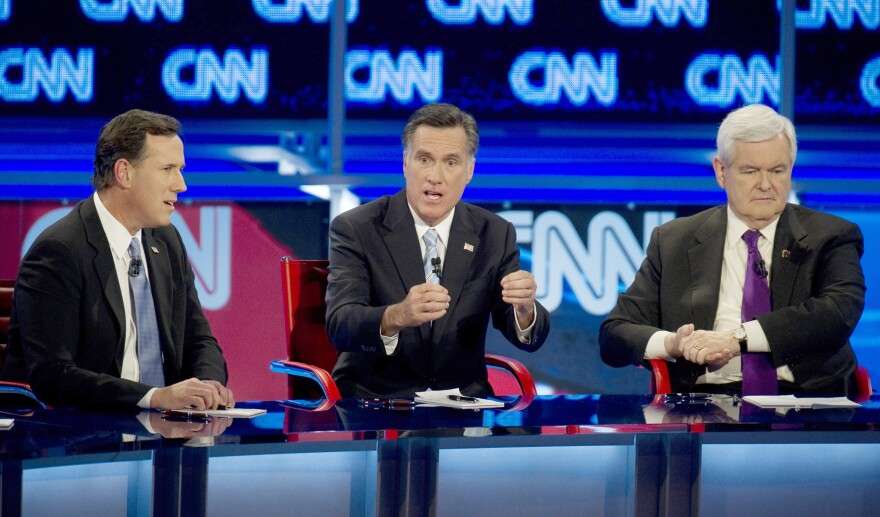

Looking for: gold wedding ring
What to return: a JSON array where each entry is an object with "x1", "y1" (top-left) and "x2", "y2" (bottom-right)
[{"x1": 692, "y1": 344, "x2": 703, "y2": 352}]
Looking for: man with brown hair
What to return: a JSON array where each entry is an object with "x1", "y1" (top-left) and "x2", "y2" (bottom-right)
[{"x1": 2, "y1": 109, "x2": 234, "y2": 410}]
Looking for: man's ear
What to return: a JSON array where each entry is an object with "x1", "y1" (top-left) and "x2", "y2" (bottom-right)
[
  {"x1": 113, "y1": 159, "x2": 131, "y2": 188},
  {"x1": 712, "y1": 156, "x2": 725, "y2": 189}
]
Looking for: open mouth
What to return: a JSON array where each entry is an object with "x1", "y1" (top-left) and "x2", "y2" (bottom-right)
[
  {"x1": 164, "y1": 201, "x2": 176, "y2": 208},
  {"x1": 425, "y1": 190, "x2": 442, "y2": 201}
]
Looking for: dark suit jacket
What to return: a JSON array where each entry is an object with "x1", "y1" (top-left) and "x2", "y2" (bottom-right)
[
  {"x1": 326, "y1": 190, "x2": 550, "y2": 398},
  {"x1": 1, "y1": 196, "x2": 228, "y2": 409},
  {"x1": 599, "y1": 204, "x2": 865, "y2": 396}
]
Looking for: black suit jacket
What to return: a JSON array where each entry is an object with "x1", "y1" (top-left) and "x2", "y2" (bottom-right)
[
  {"x1": 326, "y1": 190, "x2": 550, "y2": 398},
  {"x1": 599, "y1": 204, "x2": 865, "y2": 396},
  {"x1": 2, "y1": 196, "x2": 228, "y2": 409}
]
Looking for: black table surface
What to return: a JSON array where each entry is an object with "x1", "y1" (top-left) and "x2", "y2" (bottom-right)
[{"x1": 3, "y1": 394, "x2": 879, "y2": 462}]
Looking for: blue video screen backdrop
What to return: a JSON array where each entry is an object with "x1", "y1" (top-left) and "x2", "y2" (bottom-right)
[
  {"x1": 1, "y1": 0, "x2": 879, "y2": 394},
  {"x1": 2, "y1": 1, "x2": 878, "y2": 121}
]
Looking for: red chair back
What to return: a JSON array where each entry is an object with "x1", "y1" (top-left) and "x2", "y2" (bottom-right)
[
  {"x1": 0, "y1": 279, "x2": 15, "y2": 371},
  {"x1": 281, "y1": 258, "x2": 337, "y2": 398}
]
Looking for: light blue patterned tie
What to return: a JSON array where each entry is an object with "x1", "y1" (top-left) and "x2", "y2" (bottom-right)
[
  {"x1": 129, "y1": 237, "x2": 165, "y2": 387},
  {"x1": 423, "y1": 229, "x2": 441, "y2": 284}
]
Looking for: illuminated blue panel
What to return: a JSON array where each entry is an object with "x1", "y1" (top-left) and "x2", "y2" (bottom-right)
[
  {"x1": 601, "y1": 0, "x2": 708, "y2": 28},
  {"x1": 23, "y1": 458, "x2": 152, "y2": 515},
  {"x1": 0, "y1": 47, "x2": 94, "y2": 102},
  {"x1": 162, "y1": 47, "x2": 269, "y2": 104},
  {"x1": 207, "y1": 451, "x2": 375, "y2": 515},
  {"x1": 861, "y1": 55, "x2": 880, "y2": 107},
  {"x1": 686, "y1": 53, "x2": 779, "y2": 108},
  {"x1": 0, "y1": 0, "x2": 8, "y2": 21},
  {"x1": 79, "y1": 0, "x2": 183, "y2": 22},
  {"x1": 251, "y1": 0, "x2": 359, "y2": 23},
  {"x1": 438, "y1": 446, "x2": 633, "y2": 515},
  {"x1": 426, "y1": 0, "x2": 534, "y2": 25},
  {"x1": 700, "y1": 442, "x2": 880, "y2": 516},
  {"x1": 345, "y1": 48, "x2": 442, "y2": 104},
  {"x1": 509, "y1": 51, "x2": 618, "y2": 107},
  {"x1": 782, "y1": 0, "x2": 880, "y2": 30}
]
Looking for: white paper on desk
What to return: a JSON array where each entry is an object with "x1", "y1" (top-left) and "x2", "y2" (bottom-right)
[
  {"x1": 743, "y1": 395, "x2": 861, "y2": 409},
  {"x1": 414, "y1": 388, "x2": 504, "y2": 409},
  {"x1": 0, "y1": 418, "x2": 13, "y2": 430},
  {"x1": 163, "y1": 408, "x2": 267, "y2": 418}
]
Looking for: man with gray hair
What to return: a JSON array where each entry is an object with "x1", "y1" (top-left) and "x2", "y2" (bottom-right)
[{"x1": 600, "y1": 104, "x2": 866, "y2": 396}]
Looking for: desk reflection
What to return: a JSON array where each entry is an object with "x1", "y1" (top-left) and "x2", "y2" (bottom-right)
[{"x1": 0, "y1": 396, "x2": 878, "y2": 517}]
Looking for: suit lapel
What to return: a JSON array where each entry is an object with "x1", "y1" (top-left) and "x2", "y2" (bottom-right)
[
  {"x1": 381, "y1": 192, "x2": 432, "y2": 343},
  {"x1": 382, "y1": 192, "x2": 425, "y2": 293},
  {"x1": 431, "y1": 206, "x2": 479, "y2": 343},
  {"x1": 688, "y1": 207, "x2": 726, "y2": 330},
  {"x1": 770, "y1": 206, "x2": 807, "y2": 309},
  {"x1": 81, "y1": 197, "x2": 126, "y2": 369}
]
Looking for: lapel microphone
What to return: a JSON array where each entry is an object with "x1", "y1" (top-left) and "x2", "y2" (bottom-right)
[
  {"x1": 431, "y1": 257, "x2": 442, "y2": 279},
  {"x1": 129, "y1": 258, "x2": 142, "y2": 277},
  {"x1": 755, "y1": 259, "x2": 768, "y2": 278}
]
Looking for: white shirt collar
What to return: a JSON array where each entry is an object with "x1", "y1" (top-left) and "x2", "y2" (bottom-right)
[
  {"x1": 93, "y1": 191, "x2": 141, "y2": 260},
  {"x1": 725, "y1": 205, "x2": 779, "y2": 250},
  {"x1": 408, "y1": 204, "x2": 455, "y2": 248}
]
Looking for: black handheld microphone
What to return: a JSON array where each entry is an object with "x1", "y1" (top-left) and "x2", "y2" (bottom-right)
[
  {"x1": 755, "y1": 259, "x2": 768, "y2": 278},
  {"x1": 431, "y1": 257, "x2": 442, "y2": 279},
  {"x1": 129, "y1": 258, "x2": 142, "y2": 277}
]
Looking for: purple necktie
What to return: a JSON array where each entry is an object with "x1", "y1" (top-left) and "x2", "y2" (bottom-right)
[{"x1": 741, "y1": 230, "x2": 777, "y2": 395}]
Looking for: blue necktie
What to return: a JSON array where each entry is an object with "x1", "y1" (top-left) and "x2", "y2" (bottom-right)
[
  {"x1": 741, "y1": 230, "x2": 777, "y2": 395},
  {"x1": 423, "y1": 229, "x2": 441, "y2": 284},
  {"x1": 129, "y1": 237, "x2": 165, "y2": 387}
]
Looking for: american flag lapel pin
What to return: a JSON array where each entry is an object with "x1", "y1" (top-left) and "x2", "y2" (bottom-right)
[
  {"x1": 150, "y1": 246, "x2": 160, "y2": 254},
  {"x1": 463, "y1": 243, "x2": 474, "y2": 253}
]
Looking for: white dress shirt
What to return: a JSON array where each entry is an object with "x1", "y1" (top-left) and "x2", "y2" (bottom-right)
[{"x1": 94, "y1": 192, "x2": 157, "y2": 407}]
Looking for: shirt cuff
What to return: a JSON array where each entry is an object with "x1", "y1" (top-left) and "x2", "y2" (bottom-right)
[
  {"x1": 742, "y1": 320, "x2": 770, "y2": 353},
  {"x1": 137, "y1": 387, "x2": 157, "y2": 409},
  {"x1": 513, "y1": 303, "x2": 537, "y2": 344},
  {"x1": 645, "y1": 330, "x2": 675, "y2": 360},
  {"x1": 381, "y1": 332, "x2": 399, "y2": 355}
]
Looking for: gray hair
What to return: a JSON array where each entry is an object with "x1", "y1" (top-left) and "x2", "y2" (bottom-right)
[
  {"x1": 716, "y1": 104, "x2": 797, "y2": 167},
  {"x1": 401, "y1": 103, "x2": 479, "y2": 158}
]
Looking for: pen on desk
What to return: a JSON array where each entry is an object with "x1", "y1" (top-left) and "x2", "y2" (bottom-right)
[
  {"x1": 448, "y1": 395, "x2": 479, "y2": 403},
  {"x1": 359, "y1": 398, "x2": 415, "y2": 409},
  {"x1": 663, "y1": 393, "x2": 712, "y2": 403},
  {"x1": 161, "y1": 410, "x2": 212, "y2": 422}
]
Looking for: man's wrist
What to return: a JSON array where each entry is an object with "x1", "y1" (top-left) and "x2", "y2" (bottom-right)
[
  {"x1": 731, "y1": 325, "x2": 748, "y2": 354},
  {"x1": 380, "y1": 305, "x2": 402, "y2": 337},
  {"x1": 663, "y1": 332, "x2": 681, "y2": 358}
]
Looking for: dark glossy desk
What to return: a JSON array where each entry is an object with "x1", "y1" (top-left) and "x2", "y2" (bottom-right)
[{"x1": 2, "y1": 395, "x2": 880, "y2": 516}]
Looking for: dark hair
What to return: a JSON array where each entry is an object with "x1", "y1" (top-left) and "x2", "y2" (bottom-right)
[
  {"x1": 401, "y1": 103, "x2": 479, "y2": 157},
  {"x1": 92, "y1": 109, "x2": 181, "y2": 190}
]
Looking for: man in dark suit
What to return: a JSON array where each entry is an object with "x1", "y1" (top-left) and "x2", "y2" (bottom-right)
[
  {"x1": 600, "y1": 104, "x2": 866, "y2": 396},
  {"x1": 326, "y1": 103, "x2": 550, "y2": 398},
  {"x1": 2, "y1": 109, "x2": 234, "y2": 410}
]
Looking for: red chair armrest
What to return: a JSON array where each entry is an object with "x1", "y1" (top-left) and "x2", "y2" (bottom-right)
[
  {"x1": 270, "y1": 359, "x2": 341, "y2": 402},
  {"x1": 484, "y1": 353, "x2": 537, "y2": 397},
  {"x1": 855, "y1": 365, "x2": 873, "y2": 404},
  {"x1": 647, "y1": 358, "x2": 672, "y2": 395}
]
